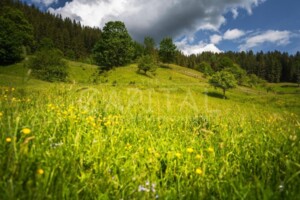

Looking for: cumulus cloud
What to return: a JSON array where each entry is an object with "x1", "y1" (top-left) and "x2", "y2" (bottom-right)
[
  {"x1": 176, "y1": 38, "x2": 222, "y2": 55},
  {"x1": 210, "y1": 34, "x2": 223, "y2": 44},
  {"x1": 223, "y1": 29, "x2": 245, "y2": 40},
  {"x1": 239, "y1": 30, "x2": 291, "y2": 50},
  {"x1": 33, "y1": 0, "x2": 58, "y2": 6},
  {"x1": 207, "y1": 29, "x2": 244, "y2": 47},
  {"x1": 49, "y1": 0, "x2": 265, "y2": 42}
]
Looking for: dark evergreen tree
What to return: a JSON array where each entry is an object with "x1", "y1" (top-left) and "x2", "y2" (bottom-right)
[
  {"x1": 159, "y1": 37, "x2": 177, "y2": 63},
  {"x1": 144, "y1": 36, "x2": 156, "y2": 56},
  {"x1": 2, "y1": 0, "x2": 102, "y2": 60},
  {"x1": 132, "y1": 41, "x2": 144, "y2": 61},
  {"x1": 93, "y1": 21, "x2": 133, "y2": 70},
  {"x1": 0, "y1": 6, "x2": 33, "y2": 65}
]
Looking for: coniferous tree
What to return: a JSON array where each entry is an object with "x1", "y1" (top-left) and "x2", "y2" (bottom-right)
[
  {"x1": 0, "y1": 6, "x2": 33, "y2": 65},
  {"x1": 144, "y1": 36, "x2": 156, "y2": 56},
  {"x1": 159, "y1": 37, "x2": 177, "y2": 63},
  {"x1": 93, "y1": 21, "x2": 133, "y2": 70}
]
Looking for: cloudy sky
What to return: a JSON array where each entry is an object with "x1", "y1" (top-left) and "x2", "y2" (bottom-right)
[{"x1": 22, "y1": 0, "x2": 300, "y2": 55}]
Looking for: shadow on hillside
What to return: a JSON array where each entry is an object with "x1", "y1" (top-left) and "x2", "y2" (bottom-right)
[
  {"x1": 281, "y1": 85, "x2": 299, "y2": 88},
  {"x1": 136, "y1": 70, "x2": 153, "y2": 78},
  {"x1": 203, "y1": 91, "x2": 227, "y2": 99},
  {"x1": 159, "y1": 64, "x2": 172, "y2": 69}
]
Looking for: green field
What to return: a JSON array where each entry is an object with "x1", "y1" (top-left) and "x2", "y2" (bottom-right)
[{"x1": 1, "y1": 61, "x2": 300, "y2": 199}]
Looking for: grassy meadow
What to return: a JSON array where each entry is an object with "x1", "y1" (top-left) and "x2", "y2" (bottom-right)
[{"x1": 0, "y1": 61, "x2": 300, "y2": 199}]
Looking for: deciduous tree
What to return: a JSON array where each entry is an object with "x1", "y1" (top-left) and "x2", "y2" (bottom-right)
[
  {"x1": 209, "y1": 70, "x2": 237, "y2": 98},
  {"x1": 137, "y1": 55, "x2": 157, "y2": 74}
]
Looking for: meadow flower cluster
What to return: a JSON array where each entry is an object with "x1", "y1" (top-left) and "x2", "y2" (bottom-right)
[
  {"x1": 0, "y1": 87, "x2": 31, "y2": 103},
  {"x1": 46, "y1": 103, "x2": 121, "y2": 129}
]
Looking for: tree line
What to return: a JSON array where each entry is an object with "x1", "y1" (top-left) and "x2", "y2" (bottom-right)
[
  {"x1": 175, "y1": 50, "x2": 300, "y2": 84},
  {"x1": 0, "y1": 0, "x2": 101, "y2": 63}
]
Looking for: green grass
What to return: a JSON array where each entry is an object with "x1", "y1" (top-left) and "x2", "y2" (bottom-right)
[
  {"x1": 0, "y1": 61, "x2": 300, "y2": 199},
  {"x1": 66, "y1": 60, "x2": 98, "y2": 84}
]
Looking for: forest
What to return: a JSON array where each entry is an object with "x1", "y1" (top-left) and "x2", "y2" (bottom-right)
[{"x1": 1, "y1": 0, "x2": 300, "y2": 84}]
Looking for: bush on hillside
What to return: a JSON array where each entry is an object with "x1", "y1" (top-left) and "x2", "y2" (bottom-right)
[
  {"x1": 28, "y1": 49, "x2": 68, "y2": 82},
  {"x1": 137, "y1": 55, "x2": 157, "y2": 74},
  {"x1": 196, "y1": 61, "x2": 214, "y2": 77}
]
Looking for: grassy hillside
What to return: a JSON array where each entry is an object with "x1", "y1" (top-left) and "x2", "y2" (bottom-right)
[{"x1": 0, "y1": 60, "x2": 300, "y2": 199}]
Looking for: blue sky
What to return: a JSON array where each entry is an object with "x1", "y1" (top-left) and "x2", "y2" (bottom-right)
[{"x1": 22, "y1": 0, "x2": 300, "y2": 55}]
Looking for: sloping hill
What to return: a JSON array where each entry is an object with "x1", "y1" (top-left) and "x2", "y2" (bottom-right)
[
  {"x1": 101, "y1": 64, "x2": 206, "y2": 87},
  {"x1": 0, "y1": 59, "x2": 208, "y2": 88},
  {"x1": 1, "y1": 59, "x2": 299, "y2": 115}
]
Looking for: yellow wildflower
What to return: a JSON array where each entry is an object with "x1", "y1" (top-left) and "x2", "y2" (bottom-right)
[
  {"x1": 37, "y1": 169, "x2": 44, "y2": 175},
  {"x1": 195, "y1": 154, "x2": 202, "y2": 159},
  {"x1": 104, "y1": 121, "x2": 111, "y2": 126},
  {"x1": 196, "y1": 168, "x2": 203, "y2": 175},
  {"x1": 187, "y1": 148, "x2": 194, "y2": 153},
  {"x1": 6, "y1": 137, "x2": 12, "y2": 143},
  {"x1": 208, "y1": 147, "x2": 214, "y2": 153},
  {"x1": 21, "y1": 128, "x2": 31, "y2": 134},
  {"x1": 86, "y1": 116, "x2": 94, "y2": 122},
  {"x1": 175, "y1": 153, "x2": 182, "y2": 158},
  {"x1": 0, "y1": 112, "x2": 3, "y2": 117}
]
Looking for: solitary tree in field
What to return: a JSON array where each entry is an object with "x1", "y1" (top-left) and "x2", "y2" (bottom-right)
[
  {"x1": 93, "y1": 21, "x2": 133, "y2": 70},
  {"x1": 159, "y1": 37, "x2": 177, "y2": 63},
  {"x1": 209, "y1": 70, "x2": 237, "y2": 98},
  {"x1": 138, "y1": 55, "x2": 157, "y2": 74}
]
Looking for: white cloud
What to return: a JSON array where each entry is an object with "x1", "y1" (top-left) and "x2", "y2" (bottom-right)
[
  {"x1": 231, "y1": 8, "x2": 239, "y2": 19},
  {"x1": 239, "y1": 30, "x2": 291, "y2": 50},
  {"x1": 223, "y1": 29, "x2": 245, "y2": 40},
  {"x1": 176, "y1": 38, "x2": 222, "y2": 55},
  {"x1": 49, "y1": 0, "x2": 265, "y2": 42},
  {"x1": 210, "y1": 34, "x2": 223, "y2": 44},
  {"x1": 33, "y1": 0, "x2": 58, "y2": 6},
  {"x1": 207, "y1": 29, "x2": 245, "y2": 46}
]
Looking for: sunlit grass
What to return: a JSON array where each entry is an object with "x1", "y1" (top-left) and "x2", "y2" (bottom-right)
[{"x1": 0, "y1": 62, "x2": 300, "y2": 199}]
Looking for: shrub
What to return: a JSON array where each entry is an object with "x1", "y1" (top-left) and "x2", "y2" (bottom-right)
[
  {"x1": 137, "y1": 55, "x2": 157, "y2": 74},
  {"x1": 28, "y1": 49, "x2": 68, "y2": 82},
  {"x1": 196, "y1": 61, "x2": 214, "y2": 77}
]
